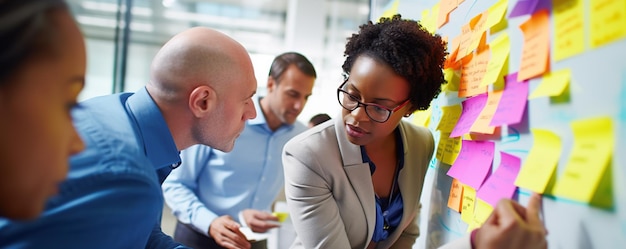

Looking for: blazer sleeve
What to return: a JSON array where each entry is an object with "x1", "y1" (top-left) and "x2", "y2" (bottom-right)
[{"x1": 283, "y1": 140, "x2": 352, "y2": 249}]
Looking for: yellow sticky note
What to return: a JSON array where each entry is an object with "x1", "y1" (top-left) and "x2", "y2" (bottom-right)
[
  {"x1": 470, "y1": 90, "x2": 503, "y2": 134},
  {"x1": 448, "y1": 178, "x2": 464, "y2": 212},
  {"x1": 553, "y1": 0, "x2": 585, "y2": 61},
  {"x1": 436, "y1": 132, "x2": 463, "y2": 165},
  {"x1": 529, "y1": 69, "x2": 571, "y2": 99},
  {"x1": 444, "y1": 68, "x2": 461, "y2": 92},
  {"x1": 467, "y1": 199, "x2": 493, "y2": 232},
  {"x1": 553, "y1": 117, "x2": 614, "y2": 208},
  {"x1": 481, "y1": 33, "x2": 510, "y2": 87},
  {"x1": 515, "y1": 129, "x2": 562, "y2": 193},
  {"x1": 420, "y1": 4, "x2": 439, "y2": 34},
  {"x1": 590, "y1": 0, "x2": 626, "y2": 48},
  {"x1": 412, "y1": 108, "x2": 432, "y2": 127},
  {"x1": 518, "y1": 9, "x2": 550, "y2": 82},
  {"x1": 486, "y1": 0, "x2": 508, "y2": 32},
  {"x1": 461, "y1": 185, "x2": 476, "y2": 224},
  {"x1": 379, "y1": 0, "x2": 399, "y2": 19},
  {"x1": 436, "y1": 105, "x2": 463, "y2": 132},
  {"x1": 272, "y1": 212, "x2": 289, "y2": 223}
]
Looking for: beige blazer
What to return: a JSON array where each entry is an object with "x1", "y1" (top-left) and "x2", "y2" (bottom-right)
[{"x1": 282, "y1": 117, "x2": 435, "y2": 249}]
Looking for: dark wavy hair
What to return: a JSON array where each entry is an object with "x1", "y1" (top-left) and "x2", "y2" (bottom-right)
[
  {"x1": 269, "y1": 52, "x2": 317, "y2": 83},
  {"x1": 341, "y1": 14, "x2": 448, "y2": 112},
  {"x1": 0, "y1": 0, "x2": 67, "y2": 83}
]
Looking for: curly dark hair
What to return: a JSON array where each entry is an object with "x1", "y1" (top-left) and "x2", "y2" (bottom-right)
[{"x1": 341, "y1": 14, "x2": 448, "y2": 112}]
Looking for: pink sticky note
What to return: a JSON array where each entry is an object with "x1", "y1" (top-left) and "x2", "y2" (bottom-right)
[
  {"x1": 451, "y1": 94, "x2": 488, "y2": 138},
  {"x1": 447, "y1": 140, "x2": 494, "y2": 189},
  {"x1": 489, "y1": 73, "x2": 529, "y2": 126},
  {"x1": 476, "y1": 152, "x2": 521, "y2": 207}
]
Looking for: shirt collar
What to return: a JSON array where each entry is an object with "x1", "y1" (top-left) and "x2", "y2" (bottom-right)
[
  {"x1": 125, "y1": 87, "x2": 181, "y2": 170},
  {"x1": 247, "y1": 95, "x2": 295, "y2": 132}
]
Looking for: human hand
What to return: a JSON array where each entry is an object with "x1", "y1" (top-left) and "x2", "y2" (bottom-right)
[
  {"x1": 208, "y1": 216, "x2": 251, "y2": 249},
  {"x1": 241, "y1": 209, "x2": 280, "y2": 233},
  {"x1": 473, "y1": 193, "x2": 548, "y2": 249}
]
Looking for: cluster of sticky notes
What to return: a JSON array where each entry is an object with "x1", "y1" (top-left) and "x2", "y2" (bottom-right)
[
  {"x1": 415, "y1": 0, "x2": 623, "y2": 233},
  {"x1": 445, "y1": 116, "x2": 615, "y2": 231}
]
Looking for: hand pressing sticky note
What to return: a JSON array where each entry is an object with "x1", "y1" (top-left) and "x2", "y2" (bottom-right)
[{"x1": 272, "y1": 212, "x2": 289, "y2": 223}]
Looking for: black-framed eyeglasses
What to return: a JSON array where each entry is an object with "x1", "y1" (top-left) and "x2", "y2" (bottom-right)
[{"x1": 337, "y1": 80, "x2": 410, "y2": 123}]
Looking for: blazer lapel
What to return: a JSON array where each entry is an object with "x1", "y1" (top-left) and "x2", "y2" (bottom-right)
[{"x1": 334, "y1": 117, "x2": 376, "y2": 245}]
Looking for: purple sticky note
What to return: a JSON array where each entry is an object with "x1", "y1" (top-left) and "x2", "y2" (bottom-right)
[
  {"x1": 446, "y1": 140, "x2": 494, "y2": 189},
  {"x1": 450, "y1": 94, "x2": 488, "y2": 138},
  {"x1": 489, "y1": 73, "x2": 529, "y2": 126},
  {"x1": 476, "y1": 152, "x2": 521, "y2": 207},
  {"x1": 509, "y1": 0, "x2": 540, "y2": 18}
]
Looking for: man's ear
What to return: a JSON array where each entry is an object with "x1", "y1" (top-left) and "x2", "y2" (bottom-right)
[
  {"x1": 188, "y1": 85, "x2": 216, "y2": 118},
  {"x1": 267, "y1": 76, "x2": 276, "y2": 93}
]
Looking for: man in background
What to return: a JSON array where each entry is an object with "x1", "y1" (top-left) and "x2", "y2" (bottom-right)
[{"x1": 163, "y1": 52, "x2": 316, "y2": 249}]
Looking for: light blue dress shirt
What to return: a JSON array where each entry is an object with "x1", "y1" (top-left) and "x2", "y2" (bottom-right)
[
  {"x1": 0, "y1": 87, "x2": 187, "y2": 249},
  {"x1": 162, "y1": 96, "x2": 306, "y2": 235}
]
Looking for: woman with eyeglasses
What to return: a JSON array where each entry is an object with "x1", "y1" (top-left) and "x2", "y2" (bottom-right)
[
  {"x1": 0, "y1": 0, "x2": 85, "y2": 219},
  {"x1": 282, "y1": 15, "x2": 547, "y2": 249}
]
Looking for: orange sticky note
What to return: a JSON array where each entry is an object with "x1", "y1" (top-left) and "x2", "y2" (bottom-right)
[
  {"x1": 457, "y1": 23, "x2": 474, "y2": 61},
  {"x1": 468, "y1": 13, "x2": 489, "y2": 54},
  {"x1": 461, "y1": 185, "x2": 477, "y2": 224},
  {"x1": 445, "y1": 36, "x2": 463, "y2": 69},
  {"x1": 470, "y1": 90, "x2": 503, "y2": 134},
  {"x1": 448, "y1": 178, "x2": 464, "y2": 212},
  {"x1": 518, "y1": 9, "x2": 550, "y2": 82},
  {"x1": 438, "y1": 0, "x2": 458, "y2": 28},
  {"x1": 459, "y1": 50, "x2": 490, "y2": 97}
]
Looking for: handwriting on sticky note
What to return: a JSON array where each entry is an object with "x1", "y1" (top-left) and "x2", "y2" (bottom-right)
[
  {"x1": 448, "y1": 178, "x2": 464, "y2": 212},
  {"x1": 436, "y1": 132, "x2": 463, "y2": 165},
  {"x1": 470, "y1": 90, "x2": 503, "y2": 134},
  {"x1": 590, "y1": 0, "x2": 626, "y2": 48},
  {"x1": 553, "y1": 0, "x2": 585, "y2": 61},
  {"x1": 461, "y1": 185, "x2": 477, "y2": 224},
  {"x1": 459, "y1": 51, "x2": 489, "y2": 97},
  {"x1": 437, "y1": 105, "x2": 463, "y2": 132},
  {"x1": 518, "y1": 9, "x2": 550, "y2": 81},
  {"x1": 447, "y1": 140, "x2": 494, "y2": 189},
  {"x1": 553, "y1": 117, "x2": 614, "y2": 203},
  {"x1": 477, "y1": 152, "x2": 521, "y2": 207},
  {"x1": 457, "y1": 23, "x2": 475, "y2": 61},
  {"x1": 490, "y1": 73, "x2": 529, "y2": 126},
  {"x1": 451, "y1": 94, "x2": 488, "y2": 137},
  {"x1": 515, "y1": 129, "x2": 561, "y2": 193},
  {"x1": 529, "y1": 68, "x2": 571, "y2": 99}
]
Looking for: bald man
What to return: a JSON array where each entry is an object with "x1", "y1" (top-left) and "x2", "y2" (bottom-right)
[{"x1": 0, "y1": 27, "x2": 257, "y2": 249}]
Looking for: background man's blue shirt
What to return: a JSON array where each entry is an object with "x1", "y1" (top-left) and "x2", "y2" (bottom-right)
[
  {"x1": 162, "y1": 96, "x2": 307, "y2": 234},
  {"x1": 0, "y1": 88, "x2": 187, "y2": 249}
]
